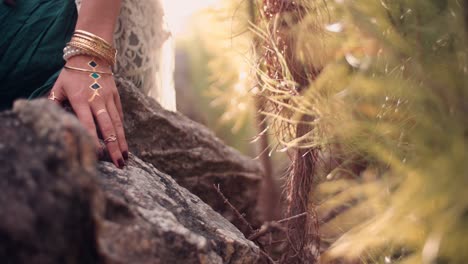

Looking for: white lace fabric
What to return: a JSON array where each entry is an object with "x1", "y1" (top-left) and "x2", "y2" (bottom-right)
[{"x1": 75, "y1": 0, "x2": 176, "y2": 111}]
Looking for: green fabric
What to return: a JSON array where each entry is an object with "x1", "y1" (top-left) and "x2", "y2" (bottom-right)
[{"x1": 0, "y1": 0, "x2": 77, "y2": 111}]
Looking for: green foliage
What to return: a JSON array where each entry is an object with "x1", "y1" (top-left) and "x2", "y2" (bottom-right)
[
  {"x1": 256, "y1": 0, "x2": 468, "y2": 263},
  {"x1": 197, "y1": 0, "x2": 467, "y2": 261}
]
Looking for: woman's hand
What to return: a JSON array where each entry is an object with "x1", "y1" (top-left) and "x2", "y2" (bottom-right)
[{"x1": 49, "y1": 55, "x2": 128, "y2": 168}]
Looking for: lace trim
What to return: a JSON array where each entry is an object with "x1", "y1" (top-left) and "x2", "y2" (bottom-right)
[{"x1": 75, "y1": 0, "x2": 175, "y2": 111}]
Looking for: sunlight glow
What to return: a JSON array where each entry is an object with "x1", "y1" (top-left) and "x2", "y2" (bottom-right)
[{"x1": 162, "y1": 0, "x2": 220, "y2": 36}]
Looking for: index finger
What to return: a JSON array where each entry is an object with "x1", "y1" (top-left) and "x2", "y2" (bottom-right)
[{"x1": 68, "y1": 99, "x2": 101, "y2": 153}]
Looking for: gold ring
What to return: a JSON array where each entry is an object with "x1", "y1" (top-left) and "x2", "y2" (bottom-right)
[
  {"x1": 104, "y1": 135, "x2": 117, "y2": 144},
  {"x1": 48, "y1": 91, "x2": 60, "y2": 101},
  {"x1": 96, "y1": 109, "x2": 107, "y2": 116}
]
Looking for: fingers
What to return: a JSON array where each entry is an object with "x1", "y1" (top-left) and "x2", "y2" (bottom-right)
[
  {"x1": 48, "y1": 81, "x2": 66, "y2": 106},
  {"x1": 57, "y1": 68, "x2": 126, "y2": 169},
  {"x1": 68, "y1": 98, "x2": 101, "y2": 152},
  {"x1": 91, "y1": 102, "x2": 125, "y2": 169},
  {"x1": 113, "y1": 89, "x2": 124, "y2": 122},
  {"x1": 107, "y1": 100, "x2": 129, "y2": 160}
]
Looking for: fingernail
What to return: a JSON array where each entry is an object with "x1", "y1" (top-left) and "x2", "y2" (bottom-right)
[
  {"x1": 118, "y1": 159, "x2": 125, "y2": 169},
  {"x1": 123, "y1": 151, "x2": 129, "y2": 160}
]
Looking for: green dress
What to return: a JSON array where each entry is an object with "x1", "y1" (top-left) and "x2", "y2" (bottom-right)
[{"x1": 0, "y1": 0, "x2": 77, "y2": 111}]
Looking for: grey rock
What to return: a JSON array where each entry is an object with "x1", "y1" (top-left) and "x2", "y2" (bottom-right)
[
  {"x1": 0, "y1": 99, "x2": 260, "y2": 264},
  {"x1": 0, "y1": 100, "x2": 102, "y2": 264},
  {"x1": 97, "y1": 157, "x2": 259, "y2": 264},
  {"x1": 117, "y1": 78, "x2": 263, "y2": 232}
]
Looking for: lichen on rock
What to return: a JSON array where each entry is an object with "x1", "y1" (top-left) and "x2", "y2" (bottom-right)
[{"x1": 0, "y1": 99, "x2": 260, "y2": 264}]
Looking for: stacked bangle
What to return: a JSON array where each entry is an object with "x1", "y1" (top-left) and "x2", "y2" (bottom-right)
[
  {"x1": 64, "y1": 30, "x2": 117, "y2": 66},
  {"x1": 74, "y1": 30, "x2": 111, "y2": 48}
]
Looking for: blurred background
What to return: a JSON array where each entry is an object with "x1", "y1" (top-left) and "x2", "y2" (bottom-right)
[
  {"x1": 161, "y1": 0, "x2": 260, "y2": 157},
  {"x1": 158, "y1": 1, "x2": 468, "y2": 263}
]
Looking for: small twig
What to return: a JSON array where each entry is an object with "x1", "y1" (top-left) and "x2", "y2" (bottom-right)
[
  {"x1": 277, "y1": 212, "x2": 307, "y2": 224},
  {"x1": 212, "y1": 184, "x2": 278, "y2": 263},
  {"x1": 260, "y1": 249, "x2": 277, "y2": 264},
  {"x1": 248, "y1": 222, "x2": 285, "y2": 241},
  {"x1": 248, "y1": 212, "x2": 307, "y2": 241},
  {"x1": 213, "y1": 184, "x2": 254, "y2": 233}
]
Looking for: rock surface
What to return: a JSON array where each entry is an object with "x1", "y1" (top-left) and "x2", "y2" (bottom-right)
[
  {"x1": 0, "y1": 101, "x2": 101, "y2": 264},
  {"x1": 117, "y1": 78, "x2": 263, "y2": 232},
  {"x1": 0, "y1": 100, "x2": 260, "y2": 263}
]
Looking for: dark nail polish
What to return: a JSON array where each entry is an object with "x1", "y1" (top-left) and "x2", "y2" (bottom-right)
[
  {"x1": 123, "y1": 151, "x2": 129, "y2": 160},
  {"x1": 97, "y1": 148, "x2": 104, "y2": 160},
  {"x1": 118, "y1": 159, "x2": 125, "y2": 169}
]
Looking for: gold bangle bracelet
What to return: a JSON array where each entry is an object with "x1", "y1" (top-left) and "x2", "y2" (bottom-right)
[
  {"x1": 68, "y1": 30, "x2": 118, "y2": 66},
  {"x1": 71, "y1": 37, "x2": 113, "y2": 53},
  {"x1": 64, "y1": 65, "x2": 114, "y2": 75},
  {"x1": 68, "y1": 42, "x2": 115, "y2": 63},
  {"x1": 69, "y1": 35, "x2": 117, "y2": 65},
  {"x1": 73, "y1": 33, "x2": 112, "y2": 47},
  {"x1": 69, "y1": 38, "x2": 116, "y2": 56},
  {"x1": 67, "y1": 43, "x2": 106, "y2": 58},
  {"x1": 68, "y1": 43, "x2": 114, "y2": 62},
  {"x1": 74, "y1": 30, "x2": 113, "y2": 48},
  {"x1": 68, "y1": 41, "x2": 116, "y2": 65},
  {"x1": 71, "y1": 35, "x2": 114, "y2": 52}
]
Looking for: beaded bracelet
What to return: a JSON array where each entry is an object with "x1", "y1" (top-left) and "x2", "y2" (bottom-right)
[{"x1": 63, "y1": 46, "x2": 92, "y2": 61}]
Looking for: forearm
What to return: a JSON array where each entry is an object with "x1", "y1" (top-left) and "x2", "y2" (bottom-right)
[{"x1": 75, "y1": 0, "x2": 122, "y2": 43}]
